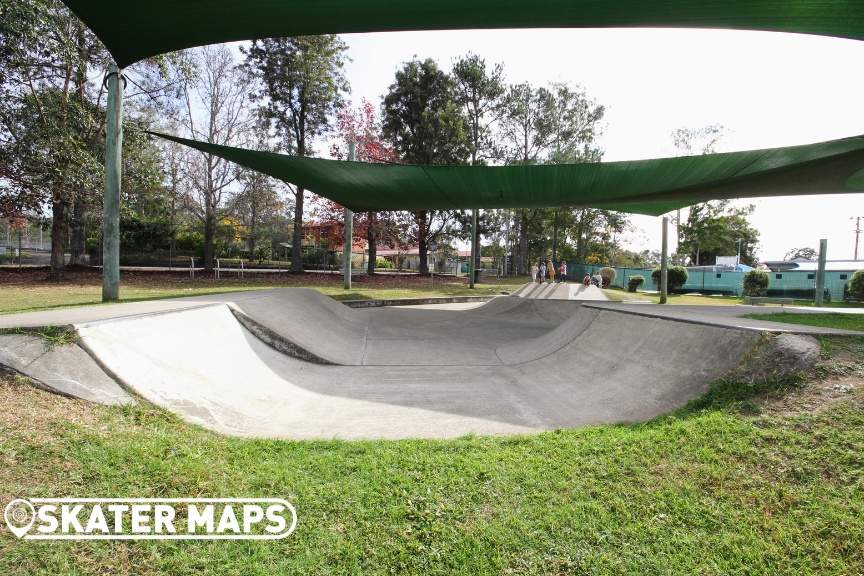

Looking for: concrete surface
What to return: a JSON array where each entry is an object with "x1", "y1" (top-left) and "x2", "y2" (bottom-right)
[
  {"x1": 0, "y1": 288, "x2": 859, "y2": 440},
  {"x1": 0, "y1": 334, "x2": 134, "y2": 405}
]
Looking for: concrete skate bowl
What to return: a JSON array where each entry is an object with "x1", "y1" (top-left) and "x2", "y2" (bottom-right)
[{"x1": 62, "y1": 289, "x2": 767, "y2": 440}]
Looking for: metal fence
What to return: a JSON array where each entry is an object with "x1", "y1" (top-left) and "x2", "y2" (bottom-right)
[
  {"x1": 1, "y1": 223, "x2": 51, "y2": 251},
  {"x1": 554, "y1": 262, "x2": 858, "y2": 302}
]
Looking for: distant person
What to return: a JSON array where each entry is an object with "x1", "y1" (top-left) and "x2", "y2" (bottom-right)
[
  {"x1": 592, "y1": 271, "x2": 603, "y2": 288},
  {"x1": 547, "y1": 261, "x2": 555, "y2": 283},
  {"x1": 583, "y1": 273, "x2": 591, "y2": 286},
  {"x1": 558, "y1": 262, "x2": 567, "y2": 283},
  {"x1": 531, "y1": 263, "x2": 539, "y2": 283},
  {"x1": 538, "y1": 262, "x2": 546, "y2": 283}
]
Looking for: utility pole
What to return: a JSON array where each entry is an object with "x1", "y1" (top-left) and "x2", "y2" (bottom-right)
[
  {"x1": 853, "y1": 216, "x2": 862, "y2": 260},
  {"x1": 736, "y1": 238, "x2": 742, "y2": 267},
  {"x1": 660, "y1": 217, "x2": 668, "y2": 304},
  {"x1": 815, "y1": 239, "x2": 827, "y2": 307},
  {"x1": 102, "y1": 64, "x2": 124, "y2": 301}
]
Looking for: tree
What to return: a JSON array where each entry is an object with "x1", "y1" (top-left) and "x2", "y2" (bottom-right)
[
  {"x1": 670, "y1": 124, "x2": 732, "y2": 262},
  {"x1": 545, "y1": 81, "x2": 605, "y2": 165},
  {"x1": 742, "y1": 270, "x2": 769, "y2": 297},
  {"x1": 451, "y1": 54, "x2": 507, "y2": 268},
  {"x1": 678, "y1": 200, "x2": 760, "y2": 266},
  {"x1": 497, "y1": 82, "x2": 607, "y2": 272},
  {"x1": 783, "y1": 247, "x2": 818, "y2": 260},
  {"x1": 180, "y1": 45, "x2": 252, "y2": 270},
  {"x1": 242, "y1": 35, "x2": 350, "y2": 272},
  {"x1": 652, "y1": 266, "x2": 689, "y2": 292},
  {"x1": 323, "y1": 100, "x2": 409, "y2": 274},
  {"x1": 381, "y1": 57, "x2": 469, "y2": 274},
  {"x1": 2, "y1": 0, "x2": 190, "y2": 277},
  {"x1": 848, "y1": 270, "x2": 864, "y2": 300},
  {"x1": 0, "y1": 0, "x2": 107, "y2": 278},
  {"x1": 452, "y1": 53, "x2": 505, "y2": 166},
  {"x1": 671, "y1": 124, "x2": 727, "y2": 156},
  {"x1": 226, "y1": 114, "x2": 292, "y2": 262}
]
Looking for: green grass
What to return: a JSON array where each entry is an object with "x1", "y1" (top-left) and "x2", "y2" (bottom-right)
[
  {"x1": 0, "y1": 269, "x2": 525, "y2": 315},
  {"x1": 1, "y1": 364, "x2": 862, "y2": 574},
  {"x1": 0, "y1": 325, "x2": 79, "y2": 345},
  {"x1": 741, "y1": 312, "x2": 864, "y2": 332}
]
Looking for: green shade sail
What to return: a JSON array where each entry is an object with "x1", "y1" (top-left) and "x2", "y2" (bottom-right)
[
  {"x1": 62, "y1": 0, "x2": 864, "y2": 69},
  {"x1": 150, "y1": 131, "x2": 864, "y2": 216}
]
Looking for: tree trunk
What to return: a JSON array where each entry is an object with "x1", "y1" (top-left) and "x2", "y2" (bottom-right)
[
  {"x1": 512, "y1": 216, "x2": 523, "y2": 275},
  {"x1": 69, "y1": 195, "x2": 87, "y2": 265},
  {"x1": 366, "y1": 223, "x2": 377, "y2": 275},
  {"x1": 518, "y1": 211, "x2": 530, "y2": 275},
  {"x1": 417, "y1": 211, "x2": 428, "y2": 275},
  {"x1": 49, "y1": 199, "x2": 68, "y2": 280},
  {"x1": 418, "y1": 241, "x2": 428, "y2": 275},
  {"x1": 291, "y1": 187, "x2": 304, "y2": 272},
  {"x1": 551, "y1": 209, "x2": 558, "y2": 262},
  {"x1": 203, "y1": 212, "x2": 215, "y2": 271}
]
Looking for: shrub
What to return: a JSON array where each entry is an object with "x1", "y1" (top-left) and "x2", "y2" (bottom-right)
[
  {"x1": 627, "y1": 275, "x2": 645, "y2": 292},
  {"x1": 651, "y1": 266, "x2": 689, "y2": 292},
  {"x1": 599, "y1": 267, "x2": 616, "y2": 287},
  {"x1": 849, "y1": 269, "x2": 864, "y2": 300},
  {"x1": 742, "y1": 270, "x2": 769, "y2": 297},
  {"x1": 175, "y1": 230, "x2": 204, "y2": 251},
  {"x1": 375, "y1": 258, "x2": 394, "y2": 269}
]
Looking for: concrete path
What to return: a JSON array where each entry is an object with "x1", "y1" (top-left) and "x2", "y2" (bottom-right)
[{"x1": 0, "y1": 288, "x2": 859, "y2": 440}]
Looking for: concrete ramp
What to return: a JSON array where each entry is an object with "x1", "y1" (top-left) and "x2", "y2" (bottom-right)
[
  {"x1": 8, "y1": 288, "x2": 841, "y2": 440},
  {"x1": 60, "y1": 297, "x2": 763, "y2": 439},
  {"x1": 230, "y1": 288, "x2": 371, "y2": 365},
  {"x1": 233, "y1": 293, "x2": 576, "y2": 367},
  {"x1": 513, "y1": 282, "x2": 573, "y2": 300}
]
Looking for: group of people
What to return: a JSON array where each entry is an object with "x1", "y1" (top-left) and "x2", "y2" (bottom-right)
[
  {"x1": 583, "y1": 271, "x2": 604, "y2": 288},
  {"x1": 531, "y1": 261, "x2": 567, "y2": 283}
]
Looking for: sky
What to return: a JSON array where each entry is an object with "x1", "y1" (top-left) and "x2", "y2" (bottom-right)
[{"x1": 331, "y1": 27, "x2": 864, "y2": 262}]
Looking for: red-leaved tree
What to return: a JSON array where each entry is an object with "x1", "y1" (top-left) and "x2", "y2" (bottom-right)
[{"x1": 319, "y1": 100, "x2": 411, "y2": 273}]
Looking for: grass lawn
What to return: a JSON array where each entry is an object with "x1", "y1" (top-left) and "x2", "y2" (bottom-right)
[
  {"x1": 0, "y1": 266, "x2": 525, "y2": 315},
  {"x1": 741, "y1": 312, "x2": 864, "y2": 332}
]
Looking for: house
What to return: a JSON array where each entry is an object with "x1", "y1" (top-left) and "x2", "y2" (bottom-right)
[{"x1": 301, "y1": 221, "x2": 366, "y2": 252}]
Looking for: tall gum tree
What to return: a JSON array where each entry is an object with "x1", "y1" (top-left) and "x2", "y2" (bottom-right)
[
  {"x1": 497, "y1": 81, "x2": 608, "y2": 271},
  {"x1": 181, "y1": 44, "x2": 252, "y2": 270},
  {"x1": 242, "y1": 35, "x2": 350, "y2": 272},
  {"x1": 381, "y1": 57, "x2": 469, "y2": 274},
  {"x1": 452, "y1": 53, "x2": 506, "y2": 269}
]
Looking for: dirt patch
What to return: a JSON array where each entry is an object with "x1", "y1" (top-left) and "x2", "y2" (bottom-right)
[{"x1": 756, "y1": 337, "x2": 862, "y2": 417}]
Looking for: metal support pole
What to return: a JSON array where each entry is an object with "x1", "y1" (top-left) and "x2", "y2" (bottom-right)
[
  {"x1": 815, "y1": 238, "x2": 827, "y2": 307},
  {"x1": 469, "y1": 208, "x2": 478, "y2": 289},
  {"x1": 102, "y1": 64, "x2": 124, "y2": 301},
  {"x1": 343, "y1": 142, "x2": 355, "y2": 290},
  {"x1": 660, "y1": 216, "x2": 669, "y2": 304},
  {"x1": 854, "y1": 216, "x2": 862, "y2": 260}
]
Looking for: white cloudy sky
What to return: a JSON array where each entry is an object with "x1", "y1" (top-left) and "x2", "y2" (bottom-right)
[{"x1": 334, "y1": 27, "x2": 864, "y2": 261}]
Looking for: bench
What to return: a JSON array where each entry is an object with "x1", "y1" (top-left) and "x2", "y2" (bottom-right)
[{"x1": 743, "y1": 296, "x2": 794, "y2": 306}]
